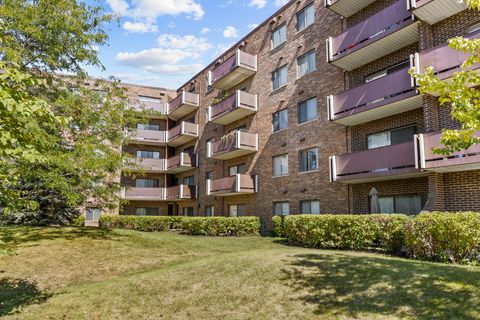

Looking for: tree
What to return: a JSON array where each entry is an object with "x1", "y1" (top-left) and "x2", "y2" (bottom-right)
[
  {"x1": 0, "y1": 0, "x2": 148, "y2": 223},
  {"x1": 410, "y1": 1, "x2": 480, "y2": 155}
]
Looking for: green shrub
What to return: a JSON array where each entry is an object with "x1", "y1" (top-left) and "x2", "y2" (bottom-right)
[
  {"x1": 99, "y1": 215, "x2": 261, "y2": 237},
  {"x1": 72, "y1": 214, "x2": 85, "y2": 227},
  {"x1": 272, "y1": 215, "x2": 285, "y2": 237},
  {"x1": 281, "y1": 214, "x2": 409, "y2": 252},
  {"x1": 404, "y1": 212, "x2": 480, "y2": 263}
]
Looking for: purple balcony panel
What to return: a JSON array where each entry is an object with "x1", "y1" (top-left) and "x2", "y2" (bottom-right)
[
  {"x1": 168, "y1": 91, "x2": 199, "y2": 120},
  {"x1": 332, "y1": 141, "x2": 420, "y2": 182},
  {"x1": 209, "y1": 91, "x2": 257, "y2": 125},
  {"x1": 131, "y1": 129, "x2": 167, "y2": 145},
  {"x1": 419, "y1": 132, "x2": 480, "y2": 172},
  {"x1": 208, "y1": 131, "x2": 258, "y2": 160},
  {"x1": 209, "y1": 50, "x2": 257, "y2": 90},
  {"x1": 167, "y1": 122, "x2": 198, "y2": 147},
  {"x1": 329, "y1": 67, "x2": 421, "y2": 125},
  {"x1": 208, "y1": 174, "x2": 257, "y2": 196}
]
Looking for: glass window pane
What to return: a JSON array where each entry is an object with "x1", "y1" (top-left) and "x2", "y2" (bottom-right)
[
  {"x1": 299, "y1": 151, "x2": 307, "y2": 172},
  {"x1": 391, "y1": 126, "x2": 416, "y2": 145},
  {"x1": 309, "y1": 148, "x2": 318, "y2": 170},
  {"x1": 368, "y1": 132, "x2": 391, "y2": 149},
  {"x1": 395, "y1": 195, "x2": 421, "y2": 215},
  {"x1": 229, "y1": 205, "x2": 238, "y2": 217},
  {"x1": 306, "y1": 4, "x2": 314, "y2": 26},
  {"x1": 311, "y1": 201, "x2": 320, "y2": 214},
  {"x1": 297, "y1": 10, "x2": 305, "y2": 31},
  {"x1": 238, "y1": 204, "x2": 246, "y2": 216},
  {"x1": 301, "y1": 201, "x2": 310, "y2": 214},
  {"x1": 379, "y1": 197, "x2": 395, "y2": 213}
]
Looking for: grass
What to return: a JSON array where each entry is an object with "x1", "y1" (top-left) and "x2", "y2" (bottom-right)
[{"x1": 1, "y1": 227, "x2": 480, "y2": 319}]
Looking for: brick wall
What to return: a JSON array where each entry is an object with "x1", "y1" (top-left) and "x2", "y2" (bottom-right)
[{"x1": 443, "y1": 170, "x2": 480, "y2": 211}]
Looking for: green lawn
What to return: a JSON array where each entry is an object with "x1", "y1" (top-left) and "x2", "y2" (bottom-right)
[{"x1": 1, "y1": 227, "x2": 480, "y2": 319}]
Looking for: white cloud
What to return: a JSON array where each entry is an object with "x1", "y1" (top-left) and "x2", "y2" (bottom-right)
[
  {"x1": 201, "y1": 27, "x2": 211, "y2": 34},
  {"x1": 157, "y1": 34, "x2": 213, "y2": 52},
  {"x1": 106, "y1": 0, "x2": 204, "y2": 20},
  {"x1": 248, "y1": 0, "x2": 266, "y2": 9},
  {"x1": 223, "y1": 26, "x2": 238, "y2": 38},
  {"x1": 248, "y1": 23, "x2": 259, "y2": 30},
  {"x1": 123, "y1": 20, "x2": 158, "y2": 33},
  {"x1": 275, "y1": 0, "x2": 289, "y2": 6}
]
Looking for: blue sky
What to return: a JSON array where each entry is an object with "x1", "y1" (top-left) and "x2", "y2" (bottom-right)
[{"x1": 86, "y1": 0, "x2": 289, "y2": 89}]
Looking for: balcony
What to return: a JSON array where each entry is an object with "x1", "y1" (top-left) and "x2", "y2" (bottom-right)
[
  {"x1": 417, "y1": 132, "x2": 480, "y2": 172},
  {"x1": 130, "y1": 100, "x2": 168, "y2": 119},
  {"x1": 131, "y1": 158, "x2": 166, "y2": 173},
  {"x1": 167, "y1": 122, "x2": 199, "y2": 147},
  {"x1": 325, "y1": 0, "x2": 377, "y2": 18},
  {"x1": 208, "y1": 50, "x2": 257, "y2": 90},
  {"x1": 408, "y1": 0, "x2": 468, "y2": 25},
  {"x1": 207, "y1": 131, "x2": 258, "y2": 160},
  {"x1": 130, "y1": 129, "x2": 166, "y2": 146},
  {"x1": 327, "y1": 66, "x2": 422, "y2": 125},
  {"x1": 166, "y1": 153, "x2": 198, "y2": 173},
  {"x1": 121, "y1": 187, "x2": 165, "y2": 201},
  {"x1": 326, "y1": 0, "x2": 418, "y2": 71},
  {"x1": 207, "y1": 91, "x2": 257, "y2": 125},
  {"x1": 168, "y1": 91, "x2": 199, "y2": 120},
  {"x1": 165, "y1": 185, "x2": 197, "y2": 201},
  {"x1": 414, "y1": 30, "x2": 480, "y2": 95},
  {"x1": 206, "y1": 174, "x2": 258, "y2": 196},
  {"x1": 329, "y1": 141, "x2": 424, "y2": 183}
]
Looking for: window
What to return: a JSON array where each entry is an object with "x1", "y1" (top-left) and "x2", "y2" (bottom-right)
[
  {"x1": 183, "y1": 207, "x2": 194, "y2": 216},
  {"x1": 206, "y1": 171, "x2": 212, "y2": 180},
  {"x1": 364, "y1": 60, "x2": 410, "y2": 83},
  {"x1": 297, "y1": 98, "x2": 317, "y2": 124},
  {"x1": 297, "y1": 50, "x2": 316, "y2": 78},
  {"x1": 206, "y1": 76, "x2": 213, "y2": 92},
  {"x1": 139, "y1": 96, "x2": 161, "y2": 103},
  {"x1": 273, "y1": 202, "x2": 289, "y2": 216},
  {"x1": 272, "y1": 24, "x2": 287, "y2": 49},
  {"x1": 183, "y1": 176, "x2": 195, "y2": 185},
  {"x1": 135, "y1": 207, "x2": 159, "y2": 216},
  {"x1": 86, "y1": 208, "x2": 101, "y2": 221},
  {"x1": 296, "y1": 2, "x2": 314, "y2": 32},
  {"x1": 135, "y1": 178, "x2": 159, "y2": 188},
  {"x1": 300, "y1": 201, "x2": 320, "y2": 214},
  {"x1": 272, "y1": 109, "x2": 288, "y2": 132},
  {"x1": 136, "y1": 150, "x2": 160, "y2": 159},
  {"x1": 229, "y1": 204, "x2": 246, "y2": 217},
  {"x1": 229, "y1": 164, "x2": 246, "y2": 176},
  {"x1": 137, "y1": 123, "x2": 160, "y2": 131},
  {"x1": 377, "y1": 195, "x2": 421, "y2": 215},
  {"x1": 299, "y1": 148, "x2": 318, "y2": 172},
  {"x1": 183, "y1": 146, "x2": 194, "y2": 154},
  {"x1": 273, "y1": 154, "x2": 288, "y2": 177},
  {"x1": 272, "y1": 65, "x2": 288, "y2": 90},
  {"x1": 468, "y1": 22, "x2": 480, "y2": 34},
  {"x1": 205, "y1": 206, "x2": 214, "y2": 217},
  {"x1": 367, "y1": 126, "x2": 417, "y2": 149}
]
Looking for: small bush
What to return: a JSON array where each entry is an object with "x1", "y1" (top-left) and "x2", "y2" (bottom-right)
[
  {"x1": 281, "y1": 214, "x2": 409, "y2": 252},
  {"x1": 404, "y1": 212, "x2": 480, "y2": 263},
  {"x1": 272, "y1": 215, "x2": 285, "y2": 237},
  {"x1": 99, "y1": 215, "x2": 261, "y2": 237},
  {"x1": 72, "y1": 215, "x2": 85, "y2": 227}
]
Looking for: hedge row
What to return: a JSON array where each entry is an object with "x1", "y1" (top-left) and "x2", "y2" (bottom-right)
[
  {"x1": 273, "y1": 212, "x2": 480, "y2": 263},
  {"x1": 99, "y1": 215, "x2": 261, "y2": 236}
]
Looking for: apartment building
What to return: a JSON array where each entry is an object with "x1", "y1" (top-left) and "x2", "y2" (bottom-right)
[{"x1": 99, "y1": 0, "x2": 479, "y2": 223}]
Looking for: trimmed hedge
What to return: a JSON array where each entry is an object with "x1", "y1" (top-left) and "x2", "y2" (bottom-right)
[
  {"x1": 276, "y1": 212, "x2": 480, "y2": 263},
  {"x1": 99, "y1": 215, "x2": 261, "y2": 236}
]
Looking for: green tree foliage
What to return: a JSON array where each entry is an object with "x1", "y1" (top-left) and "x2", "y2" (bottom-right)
[
  {"x1": 410, "y1": 1, "x2": 480, "y2": 154},
  {"x1": 0, "y1": 0, "x2": 147, "y2": 223}
]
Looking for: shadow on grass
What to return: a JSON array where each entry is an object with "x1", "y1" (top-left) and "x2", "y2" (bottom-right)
[
  {"x1": 0, "y1": 226, "x2": 115, "y2": 251},
  {"x1": 282, "y1": 253, "x2": 480, "y2": 320},
  {"x1": 0, "y1": 278, "x2": 51, "y2": 316}
]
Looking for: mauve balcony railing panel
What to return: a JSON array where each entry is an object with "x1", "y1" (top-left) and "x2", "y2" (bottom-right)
[
  {"x1": 165, "y1": 185, "x2": 197, "y2": 200},
  {"x1": 209, "y1": 50, "x2": 257, "y2": 90},
  {"x1": 417, "y1": 30, "x2": 480, "y2": 82},
  {"x1": 329, "y1": 67, "x2": 420, "y2": 124},
  {"x1": 333, "y1": 141, "x2": 419, "y2": 182},
  {"x1": 325, "y1": 0, "x2": 377, "y2": 18},
  {"x1": 131, "y1": 129, "x2": 166, "y2": 145},
  {"x1": 134, "y1": 158, "x2": 166, "y2": 172},
  {"x1": 328, "y1": 0, "x2": 417, "y2": 70},
  {"x1": 131, "y1": 101, "x2": 168, "y2": 117},
  {"x1": 123, "y1": 187, "x2": 165, "y2": 200},
  {"x1": 208, "y1": 131, "x2": 258, "y2": 160},
  {"x1": 167, "y1": 153, "x2": 197, "y2": 169},
  {"x1": 209, "y1": 91, "x2": 257, "y2": 125},
  {"x1": 168, "y1": 91, "x2": 199, "y2": 120},
  {"x1": 167, "y1": 122, "x2": 198, "y2": 146},
  {"x1": 409, "y1": 0, "x2": 468, "y2": 25},
  {"x1": 208, "y1": 174, "x2": 257, "y2": 196},
  {"x1": 420, "y1": 132, "x2": 480, "y2": 172}
]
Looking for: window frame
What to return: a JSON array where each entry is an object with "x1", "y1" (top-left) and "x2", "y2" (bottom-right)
[
  {"x1": 272, "y1": 154, "x2": 289, "y2": 177},
  {"x1": 273, "y1": 201, "x2": 290, "y2": 216},
  {"x1": 135, "y1": 178, "x2": 159, "y2": 188},
  {"x1": 366, "y1": 125, "x2": 417, "y2": 150},
  {"x1": 375, "y1": 194, "x2": 422, "y2": 215},
  {"x1": 205, "y1": 206, "x2": 214, "y2": 217},
  {"x1": 298, "y1": 147, "x2": 319, "y2": 173},
  {"x1": 229, "y1": 163, "x2": 246, "y2": 176},
  {"x1": 297, "y1": 97, "x2": 318, "y2": 124},
  {"x1": 300, "y1": 200, "x2": 320, "y2": 214},
  {"x1": 296, "y1": 2, "x2": 315, "y2": 32},
  {"x1": 271, "y1": 23, "x2": 287, "y2": 49},
  {"x1": 136, "y1": 150, "x2": 161, "y2": 159},
  {"x1": 296, "y1": 50, "x2": 316, "y2": 78},
  {"x1": 272, "y1": 108, "x2": 288, "y2": 133},
  {"x1": 272, "y1": 65, "x2": 288, "y2": 91}
]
